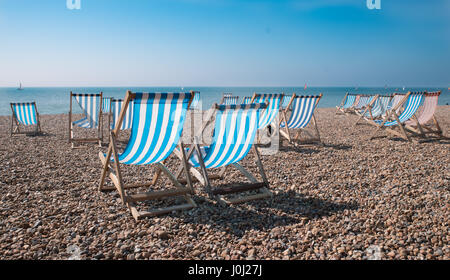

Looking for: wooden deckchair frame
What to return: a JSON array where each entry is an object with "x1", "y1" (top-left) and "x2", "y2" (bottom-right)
[
  {"x1": 98, "y1": 91, "x2": 197, "y2": 221},
  {"x1": 336, "y1": 92, "x2": 349, "y2": 115},
  {"x1": 404, "y1": 92, "x2": 445, "y2": 140},
  {"x1": 353, "y1": 94, "x2": 380, "y2": 127},
  {"x1": 279, "y1": 93, "x2": 323, "y2": 145},
  {"x1": 347, "y1": 94, "x2": 372, "y2": 115},
  {"x1": 10, "y1": 102, "x2": 41, "y2": 136},
  {"x1": 68, "y1": 91, "x2": 104, "y2": 149},
  {"x1": 175, "y1": 103, "x2": 272, "y2": 206},
  {"x1": 219, "y1": 93, "x2": 235, "y2": 105},
  {"x1": 369, "y1": 92, "x2": 424, "y2": 142}
]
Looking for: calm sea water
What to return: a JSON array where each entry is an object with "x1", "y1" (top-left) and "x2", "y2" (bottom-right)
[{"x1": 0, "y1": 87, "x2": 448, "y2": 116}]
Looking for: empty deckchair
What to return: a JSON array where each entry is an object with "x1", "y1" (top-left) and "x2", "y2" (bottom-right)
[
  {"x1": 241, "y1": 96, "x2": 253, "y2": 105},
  {"x1": 282, "y1": 95, "x2": 292, "y2": 110},
  {"x1": 69, "y1": 92, "x2": 103, "y2": 148},
  {"x1": 386, "y1": 93, "x2": 406, "y2": 113},
  {"x1": 355, "y1": 95, "x2": 379, "y2": 117},
  {"x1": 280, "y1": 94, "x2": 323, "y2": 144},
  {"x1": 190, "y1": 91, "x2": 201, "y2": 110},
  {"x1": 405, "y1": 91, "x2": 444, "y2": 138},
  {"x1": 251, "y1": 94, "x2": 284, "y2": 129},
  {"x1": 98, "y1": 91, "x2": 196, "y2": 221},
  {"x1": 220, "y1": 95, "x2": 239, "y2": 105},
  {"x1": 175, "y1": 103, "x2": 272, "y2": 206},
  {"x1": 354, "y1": 95, "x2": 392, "y2": 127},
  {"x1": 102, "y1": 97, "x2": 112, "y2": 115},
  {"x1": 336, "y1": 93, "x2": 357, "y2": 114},
  {"x1": 369, "y1": 92, "x2": 425, "y2": 142},
  {"x1": 349, "y1": 95, "x2": 373, "y2": 114},
  {"x1": 249, "y1": 93, "x2": 284, "y2": 145},
  {"x1": 108, "y1": 98, "x2": 134, "y2": 138},
  {"x1": 10, "y1": 102, "x2": 41, "y2": 136}
]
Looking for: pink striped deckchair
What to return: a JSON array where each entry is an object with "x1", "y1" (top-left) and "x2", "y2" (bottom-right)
[{"x1": 405, "y1": 91, "x2": 444, "y2": 138}]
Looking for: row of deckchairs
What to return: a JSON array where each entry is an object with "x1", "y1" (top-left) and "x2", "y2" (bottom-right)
[
  {"x1": 96, "y1": 91, "x2": 324, "y2": 220},
  {"x1": 220, "y1": 92, "x2": 323, "y2": 144},
  {"x1": 98, "y1": 92, "x2": 272, "y2": 220},
  {"x1": 337, "y1": 91, "x2": 444, "y2": 141}
]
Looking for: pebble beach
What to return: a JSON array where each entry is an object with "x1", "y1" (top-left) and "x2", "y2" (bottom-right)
[{"x1": 0, "y1": 107, "x2": 448, "y2": 260}]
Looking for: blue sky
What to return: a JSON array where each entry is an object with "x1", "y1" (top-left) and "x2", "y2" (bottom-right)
[{"x1": 0, "y1": 0, "x2": 448, "y2": 87}]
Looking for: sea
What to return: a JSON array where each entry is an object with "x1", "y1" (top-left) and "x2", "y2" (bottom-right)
[{"x1": 0, "y1": 87, "x2": 448, "y2": 116}]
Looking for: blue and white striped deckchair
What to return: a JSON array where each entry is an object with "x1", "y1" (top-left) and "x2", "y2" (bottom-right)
[
  {"x1": 99, "y1": 91, "x2": 197, "y2": 221},
  {"x1": 354, "y1": 95, "x2": 393, "y2": 127},
  {"x1": 356, "y1": 95, "x2": 378, "y2": 117},
  {"x1": 280, "y1": 94, "x2": 323, "y2": 144},
  {"x1": 69, "y1": 92, "x2": 103, "y2": 148},
  {"x1": 282, "y1": 95, "x2": 292, "y2": 110},
  {"x1": 252, "y1": 94, "x2": 284, "y2": 130},
  {"x1": 366, "y1": 95, "x2": 392, "y2": 119},
  {"x1": 350, "y1": 95, "x2": 373, "y2": 114},
  {"x1": 110, "y1": 99, "x2": 134, "y2": 131},
  {"x1": 241, "y1": 96, "x2": 253, "y2": 105},
  {"x1": 370, "y1": 92, "x2": 425, "y2": 141},
  {"x1": 221, "y1": 96, "x2": 239, "y2": 105},
  {"x1": 190, "y1": 91, "x2": 201, "y2": 110},
  {"x1": 336, "y1": 93, "x2": 357, "y2": 114},
  {"x1": 178, "y1": 103, "x2": 272, "y2": 205},
  {"x1": 10, "y1": 102, "x2": 41, "y2": 136},
  {"x1": 102, "y1": 97, "x2": 112, "y2": 114}
]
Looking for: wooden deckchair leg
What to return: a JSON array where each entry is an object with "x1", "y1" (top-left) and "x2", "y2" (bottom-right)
[
  {"x1": 392, "y1": 113, "x2": 410, "y2": 141},
  {"x1": 194, "y1": 143, "x2": 213, "y2": 194},
  {"x1": 178, "y1": 143, "x2": 195, "y2": 193},
  {"x1": 312, "y1": 114, "x2": 322, "y2": 144},
  {"x1": 151, "y1": 159, "x2": 164, "y2": 185},
  {"x1": 99, "y1": 144, "x2": 113, "y2": 192},
  {"x1": 432, "y1": 116, "x2": 443, "y2": 135},
  {"x1": 109, "y1": 133, "x2": 127, "y2": 204}
]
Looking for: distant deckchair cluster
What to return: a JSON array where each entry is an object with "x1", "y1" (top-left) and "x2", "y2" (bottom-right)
[{"x1": 337, "y1": 91, "x2": 444, "y2": 142}]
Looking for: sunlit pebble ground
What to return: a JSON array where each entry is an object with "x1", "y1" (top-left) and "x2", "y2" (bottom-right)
[{"x1": 0, "y1": 107, "x2": 448, "y2": 260}]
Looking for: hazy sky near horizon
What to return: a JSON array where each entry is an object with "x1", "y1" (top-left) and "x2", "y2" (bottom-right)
[{"x1": 0, "y1": 0, "x2": 449, "y2": 87}]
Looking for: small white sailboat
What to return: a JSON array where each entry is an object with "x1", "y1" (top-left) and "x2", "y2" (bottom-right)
[{"x1": 17, "y1": 82, "x2": 24, "y2": 90}]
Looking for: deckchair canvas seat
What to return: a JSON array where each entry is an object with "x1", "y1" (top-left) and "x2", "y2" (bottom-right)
[
  {"x1": 10, "y1": 102, "x2": 41, "y2": 136},
  {"x1": 176, "y1": 103, "x2": 272, "y2": 206},
  {"x1": 98, "y1": 91, "x2": 197, "y2": 221},
  {"x1": 69, "y1": 92, "x2": 103, "y2": 148},
  {"x1": 280, "y1": 94, "x2": 322, "y2": 144},
  {"x1": 369, "y1": 92, "x2": 425, "y2": 142},
  {"x1": 404, "y1": 91, "x2": 444, "y2": 139}
]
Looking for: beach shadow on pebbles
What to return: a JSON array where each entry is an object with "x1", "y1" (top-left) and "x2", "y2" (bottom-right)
[{"x1": 180, "y1": 191, "x2": 358, "y2": 237}]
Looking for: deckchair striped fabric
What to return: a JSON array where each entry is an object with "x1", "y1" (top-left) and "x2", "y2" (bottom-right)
[
  {"x1": 190, "y1": 91, "x2": 200, "y2": 109},
  {"x1": 102, "y1": 97, "x2": 112, "y2": 113},
  {"x1": 282, "y1": 95, "x2": 292, "y2": 108},
  {"x1": 11, "y1": 103, "x2": 38, "y2": 126},
  {"x1": 387, "y1": 94, "x2": 406, "y2": 112},
  {"x1": 343, "y1": 95, "x2": 357, "y2": 109},
  {"x1": 254, "y1": 94, "x2": 283, "y2": 129},
  {"x1": 222, "y1": 96, "x2": 239, "y2": 105},
  {"x1": 375, "y1": 93, "x2": 424, "y2": 127},
  {"x1": 188, "y1": 103, "x2": 264, "y2": 168},
  {"x1": 281, "y1": 95, "x2": 320, "y2": 129},
  {"x1": 73, "y1": 94, "x2": 101, "y2": 129},
  {"x1": 111, "y1": 99, "x2": 134, "y2": 130},
  {"x1": 355, "y1": 95, "x2": 372, "y2": 110},
  {"x1": 117, "y1": 93, "x2": 191, "y2": 165},
  {"x1": 365, "y1": 95, "x2": 392, "y2": 118},
  {"x1": 405, "y1": 92, "x2": 440, "y2": 126},
  {"x1": 241, "y1": 97, "x2": 253, "y2": 105}
]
